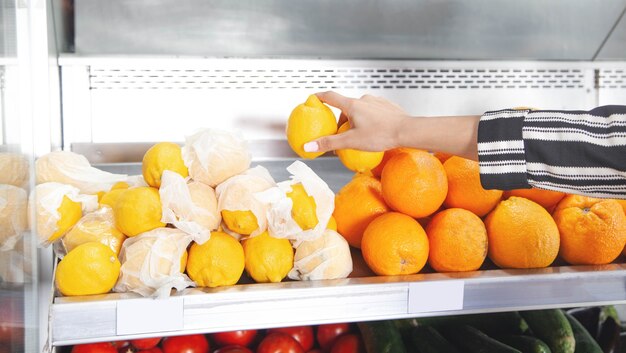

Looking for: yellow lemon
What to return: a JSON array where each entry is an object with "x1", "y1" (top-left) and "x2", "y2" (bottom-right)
[
  {"x1": 242, "y1": 231, "x2": 293, "y2": 283},
  {"x1": 63, "y1": 208, "x2": 126, "y2": 256},
  {"x1": 186, "y1": 231, "x2": 244, "y2": 287},
  {"x1": 286, "y1": 95, "x2": 337, "y2": 159},
  {"x1": 336, "y1": 122, "x2": 384, "y2": 173},
  {"x1": 111, "y1": 182, "x2": 129, "y2": 190},
  {"x1": 55, "y1": 242, "x2": 121, "y2": 296},
  {"x1": 99, "y1": 188, "x2": 127, "y2": 209},
  {"x1": 180, "y1": 250, "x2": 188, "y2": 273},
  {"x1": 221, "y1": 210, "x2": 259, "y2": 235},
  {"x1": 142, "y1": 142, "x2": 189, "y2": 188},
  {"x1": 287, "y1": 183, "x2": 318, "y2": 230},
  {"x1": 50, "y1": 195, "x2": 83, "y2": 242},
  {"x1": 327, "y1": 215, "x2": 337, "y2": 231},
  {"x1": 113, "y1": 187, "x2": 165, "y2": 236}
]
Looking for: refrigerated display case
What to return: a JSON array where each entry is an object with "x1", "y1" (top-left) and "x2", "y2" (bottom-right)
[{"x1": 3, "y1": 0, "x2": 626, "y2": 352}]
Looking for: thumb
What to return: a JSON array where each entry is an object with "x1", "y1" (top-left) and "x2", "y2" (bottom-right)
[{"x1": 304, "y1": 131, "x2": 355, "y2": 153}]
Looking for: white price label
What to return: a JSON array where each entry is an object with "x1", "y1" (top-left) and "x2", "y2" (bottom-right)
[
  {"x1": 117, "y1": 297, "x2": 184, "y2": 335},
  {"x1": 408, "y1": 280, "x2": 464, "y2": 314}
]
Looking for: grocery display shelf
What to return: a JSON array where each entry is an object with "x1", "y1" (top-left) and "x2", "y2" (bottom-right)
[
  {"x1": 47, "y1": 157, "x2": 626, "y2": 346},
  {"x1": 50, "y1": 260, "x2": 626, "y2": 346}
]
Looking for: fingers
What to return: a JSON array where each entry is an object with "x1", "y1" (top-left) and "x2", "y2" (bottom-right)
[
  {"x1": 316, "y1": 91, "x2": 353, "y2": 111},
  {"x1": 337, "y1": 112, "x2": 349, "y2": 128},
  {"x1": 305, "y1": 130, "x2": 356, "y2": 153}
]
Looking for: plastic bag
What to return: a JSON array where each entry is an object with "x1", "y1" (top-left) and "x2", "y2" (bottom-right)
[
  {"x1": 0, "y1": 152, "x2": 29, "y2": 188},
  {"x1": 159, "y1": 170, "x2": 219, "y2": 244},
  {"x1": 0, "y1": 184, "x2": 28, "y2": 251},
  {"x1": 36, "y1": 151, "x2": 128, "y2": 194},
  {"x1": 256, "y1": 161, "x2": 334, "y2": 246},
  {"x1": 28, "y1": 182, "x2": 99, "y2": 247},
  {"x1": 62, "y1": 207, "x2": 126, "y2": 256},
  {"x1": 289, "y1": 229, "x2": 353, "y2": 281},
  {"x1": 216, "y1": 166, "x2": 275, "y2": 238},
  {"x1": 114, "y1": 227, "x2": 194, "y2": 298},
  {"x1": 182, "y1": 129, "x2": 251, "y2": 187}
]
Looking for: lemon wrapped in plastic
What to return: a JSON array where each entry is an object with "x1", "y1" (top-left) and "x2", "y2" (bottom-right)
[
  {"x1": 29, "y1": 182, "x2": 99, "y2": 247},
  {"x1": 256, "y1": 161, "x2": 334, "y2": 245},
  {"x1": 182, "y1": 129, "x2": 251, "y2": 187},
  {"x1": 55, "y1": 242, "x2": 121, "y2": 296},
  {"x1": 114, "y1": 227, "x2": 194, "y2": 298},
  {"x1": 0, "y1": 153, "x2": 29, "y2": 187},
  {"x1": 216, "y1": 166, "x2": 275, "y2": 238},
  {"x1": 36, "y1": 151, "x2": 128, "y2": 194},
  {"x1": 288, "y1": 229, "x2": 353, "y2": 281},
  {"x1": 0, "y1": 184, "x2": 28, "y2": 251},
  {"x1": 62, "y1": 207, "x2": 126, "y2": 256},
  {"x1": 159, "y1": 170, "x2": 220, "y2": 243}
]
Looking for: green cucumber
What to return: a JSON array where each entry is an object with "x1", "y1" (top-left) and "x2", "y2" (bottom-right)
[
  {"x1": 499, "y1": 335, "x2": 552, "y2": 353},
  {"x1": 357, "y1": 320, "x2": 407, "y2": 353},
  {"x1": 520, "y1": 309, "x2": 575, "y2": 353},
  {"x1": 567, "y1": 307, "x2": 601, "y2": 338},
  {"x1": 565, "y1": 312, "x2": 603, "y2": 353},
  {"x1": 443, "y1": 325, "x2": 522, "y2": 353},
  {"x1": 414, "y1": 311, "x2": 529, "y2": 335},
  {"x1": 409, "y1": 325, "x2": 461, "y2": 353}
]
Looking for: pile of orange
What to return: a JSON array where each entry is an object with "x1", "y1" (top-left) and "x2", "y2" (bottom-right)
[{"x1": 333, "y1": 147, "x2": 626, "y2": 276}]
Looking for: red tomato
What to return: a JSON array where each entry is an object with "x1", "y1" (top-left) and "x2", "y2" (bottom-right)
[
  {"x1": 162, "y1": 334, "x2": 210, "y2": 353},
  {"x1": 137, "y1": 348, "x2": 163, "y2": 353},
  {"x1": 131, "y1": 338, "x2": 162, "y2": 349},
  {"x1": 212, "y1": 346, "x2": 253, "y2": 353},
  {"x1": 329, "y1": 334, "x2": 364, "y2": 353},
  {"x1": 316, "y1": 324, "x2": 351, "y2": 351},
  {"x1": 71, "y1": 342, "x2": 118, "y2": 353},
  {"x1": 111, "y1": 340, "x2": 130, "y2": 348},
  {"x1": 268, "y1": 326, "x2": 314, "y2": 351},
  {"x1": 210, "y1": 330, "x2": 257, "y2": 347},
  {"x1": 257, "y1": 332, "x2": 305, "y2": 353}
]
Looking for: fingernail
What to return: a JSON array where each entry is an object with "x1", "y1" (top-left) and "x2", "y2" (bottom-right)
[{"x1": 303, "y1": 142, "x2": 319, "y2": 152}]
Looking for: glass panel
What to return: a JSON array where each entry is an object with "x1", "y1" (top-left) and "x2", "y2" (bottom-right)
[{"x1": 1, "y1": 0, "x2": 38, "y2": 352}]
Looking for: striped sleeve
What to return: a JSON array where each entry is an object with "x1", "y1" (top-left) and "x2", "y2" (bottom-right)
[{"x1": 477, "y1": 105, "x2": 626, "y2": 199}]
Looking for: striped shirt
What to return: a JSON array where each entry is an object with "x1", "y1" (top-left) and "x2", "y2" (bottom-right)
[{"x1": 477, "y1": 105, "x2": 626, "y2": 199}]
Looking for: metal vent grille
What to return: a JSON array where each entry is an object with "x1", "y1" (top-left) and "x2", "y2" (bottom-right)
[
  {"x1": 89, "y1": 67, "x2": 586, "y2": 90},
  {"x1": 600, "y1": 69, "x2": 626, "y2": 89}
]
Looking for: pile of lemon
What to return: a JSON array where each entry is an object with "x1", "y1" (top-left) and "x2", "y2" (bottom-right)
[{"x1": 47, "y1": 99, "x2": 356, "y2": 297}]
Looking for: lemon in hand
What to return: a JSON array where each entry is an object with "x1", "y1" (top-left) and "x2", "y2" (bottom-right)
[
  {"x1": 186, "y1": 231, "x2": 244, "y2": 287},
  {"x1": 243, "y1": 231, "x2": 294, "y2": 283},
  {"x1": 55, "y1": 242, "x2": 121, "y2": 296},
  {"x1": 287, "y1": 183, "x2": 318, "y2": 230},
  {"x1": 336, "y1": 122, "x2": 384, "y2": 173},
  {"x1": 113, "y1": 186, "x2": 165, "y2": 236},
  {"x1": 286, "y1": 95, "x2": 337, "y2": 159},
  {"x1": 142, "y1": 142, "x2": 188, "y2": 188}
]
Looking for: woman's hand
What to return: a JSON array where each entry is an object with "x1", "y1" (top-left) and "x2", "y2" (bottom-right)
[{"x1": 303, "y1": 91, "x2": 411, "y2": 153}]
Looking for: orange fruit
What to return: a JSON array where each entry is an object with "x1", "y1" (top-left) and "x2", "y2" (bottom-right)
[
  {"x1": 485, "y1": 197, "x2": 560, "y2": 269},
  {"x1": 553, "y1": 195, "x2": 626, "y2": 265},
  {"x1": 371, "y1": 147, "x2": 422, "y2": 178},
  {"x1": 443, "y1": 156, "x2": 503, "y2": 217},
  {"x1": 434, "y1": 152, "x2": 454, "y2": 164},
  {"x1": 616, "y1": 199, "x2": 626, "y2": 215},
  {"x1": 361, "y1": 212, "x2": 429, "y2": 275},
  {"x1": 426, "y1": 208, "x2": 488, "y2": 272},
  {"x1": 503, "y1": 188, "x2": 565, "y2": 210},
  {"x1": 333, "y1": 174, "x2": 390, "y2": 248},
  {"x1": 381, "y1": 150, "x2": 448, "y2": 219}
]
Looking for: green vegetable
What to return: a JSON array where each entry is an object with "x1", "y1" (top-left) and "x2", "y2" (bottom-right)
[
  {"x1": 520, "y1": 309, "x2": 575, "y2": 353},
  {"x1": 409, "y1": 325, "x2": 461, "y2": 353},
  {"x1": 357, "y1": 320, "x2": 407, "y2": 353},
  {"x1": 499, "y1": 334, "x2": 552, "y2": 353},
  {"x1": 565, "y1": 312, "x2": 603, "y2": 353},
  {"x1": 414, "y1": 311, "x2": 530, "y2": 336},
  {"x1": 443, "y1": 325, "x2": 522, "y2": 353}
]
